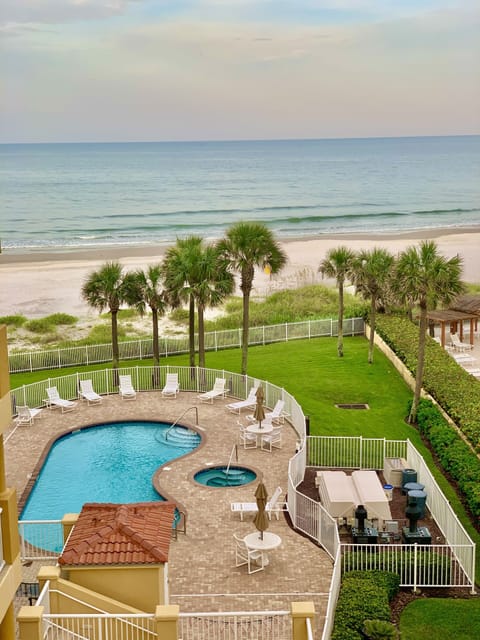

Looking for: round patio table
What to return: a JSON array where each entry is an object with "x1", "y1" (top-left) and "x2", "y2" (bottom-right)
[
  {"x1": 244, "y1": 531, "x2": 282, "y2": 566},
  {"x1": 246, "y1": 423, "x2": 273, "y2": 447}
]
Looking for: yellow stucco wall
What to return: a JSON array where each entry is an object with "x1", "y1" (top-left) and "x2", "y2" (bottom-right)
[
  {"x1": 0, "y1": 325, "x2": 22, "y2": 638},
  {"x1": 63, "y1": 564, "x2": 165, "y2": 612}
]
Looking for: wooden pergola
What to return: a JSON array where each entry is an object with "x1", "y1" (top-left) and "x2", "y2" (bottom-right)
[{"x1": 427, "y1": 309, "x2": 478, "y2": 348}]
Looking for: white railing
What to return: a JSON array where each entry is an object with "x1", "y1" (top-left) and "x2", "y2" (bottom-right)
[
  {"x1": 8, "y1": 317, "x2": 364, "y2": 373},
  {"x1": 321, "y1": 546, "x2": 342, "y2": 640},
  {"x1": 178, "y1": 610, "x2": 291, "y2": 640},
  {"x1": 43, "y1": 613, "x2": 156, "y2": 640},
  {"x1": 0, "y1": 507, "x2": 4, "y2": 571},
  {"x1": 18, "y1": 520, "x2": 64, "y2": 560}
]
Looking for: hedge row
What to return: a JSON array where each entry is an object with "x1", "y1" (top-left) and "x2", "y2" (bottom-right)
[
  {"x1": 375, "y1": 315, "x2": 480, "y2": 451},
  {"x1": 331, "y1": 571, "x2": 400, "y2": 640},
  {"x1": 375, "y1": 314, "x2": 480, "y2": 520}
]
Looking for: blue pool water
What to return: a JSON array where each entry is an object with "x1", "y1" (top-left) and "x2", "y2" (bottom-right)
[
  {"x1": 21, "y1": 421, "x2": 201, "y2": 521},
  {"x1": 194, "y1": 466, "x2": 257, "y2": 487}
]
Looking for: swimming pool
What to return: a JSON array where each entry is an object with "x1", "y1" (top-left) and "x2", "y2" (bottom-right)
[{"x1": 21, "y1": 421, "x2": 201, "y2": 521}]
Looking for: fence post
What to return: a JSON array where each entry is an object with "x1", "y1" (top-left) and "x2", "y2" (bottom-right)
[
  {"x1": 17, "y1": 606, "x2": 44, "y2": 640},
  {"x1": 291, "y1": 601, "x2": 315, "y2": 640},
  {"x1": 413, "y1": 544, "x2": 419, "y2": 593},
  {"x1": 154, "y1": 604, "x2": 179, "y2": 640}
]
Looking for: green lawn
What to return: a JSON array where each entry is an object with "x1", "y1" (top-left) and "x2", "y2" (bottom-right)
[{"x1": 399, "y1": 597, "x2": 480, "y2": 639}]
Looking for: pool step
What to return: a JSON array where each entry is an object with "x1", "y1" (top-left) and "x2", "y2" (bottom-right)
[{"x1": 159, "y1": 426, "x2": 200, "y2": 448}]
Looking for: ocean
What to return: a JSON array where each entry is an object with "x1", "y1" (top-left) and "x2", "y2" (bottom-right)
[{"x1": 1, "y1": 136, "x2": 479, "y2": 252}]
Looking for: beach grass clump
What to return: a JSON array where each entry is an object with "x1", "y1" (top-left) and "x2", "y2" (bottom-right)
[
  {"x1": 45, "y1": 313, "x2": 78, "y2": 326},
  {"x1": 24, "y1": 318, "x2": 56, "y2": 334},
  {"x1": 100, "y1": 308, "x2": 139, "y2": 321},
  {"x1": 0, "y1": 314, "x2": 27, "y2": 328}
]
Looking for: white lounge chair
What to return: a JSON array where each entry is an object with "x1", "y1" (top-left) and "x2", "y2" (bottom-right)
[
  {"x1": 261, "y1": 425, "x2": 283, "y2": 452},
  {"x1": 162, "y1": 373, "x2": 180, "y2": 398},
  {"x1": 247, "y1": 399, "x2": 286, "y2": 425},
  {"x1": 15, "y1": 405, "x2": 42, "y2": 426},
  {"x1": 119, "y1": 375, "x2": 137, "y2": 400},
  {"x1": 231, "y1": 486, "x2": 285, "y2": 521},
  {"x1": 450, "y1": 333, "x2": 474, "y2": 352},
  {"x1": 226, "y1": 386, "x2": 259, "y2": 414},
  {"x1": 45, "y1": 387, "x2": 77, "y2": 413},
  {"x1": 233, "y1": 534, "x2": 265, "y2": 574},
  {"x1": 79, "y1": 379, "x2": 102, "y2": 405},
  {"x1": 197, "y1": 377, "x2": 226, "y2": 403}
]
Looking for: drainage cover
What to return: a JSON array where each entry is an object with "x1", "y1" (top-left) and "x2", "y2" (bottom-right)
[{"x1": 335, "y1": 403, "x2": 370, "y2": 410}]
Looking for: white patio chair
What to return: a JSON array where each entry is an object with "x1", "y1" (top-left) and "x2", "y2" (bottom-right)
[
  {"x1": 197, "y1": 377, "x2": 226, "y2": 403},
  {"x1": 119, "y1": 375, "x2": 137, "y2": 400},
  {"x1": 79, "y1": 379, "x2": 103, "y2": 405},
  {"x1": 45, "y1": 387, "x2": 77, "y2": 413},
  {"x1": 260, "y1": 425, "x2": 283, "y2": 452},
  {"x1": 226, "y1": 385, "x2": 259, "y2": 414},
  {"x1": 233, "y1": 534, "x2": 265, "y2": 574},
  {"x1": 15, "y1": 405, "x2": 43, "y2": 426},
  {"x1": 162, "y1": 373, "x2": 180, "y2": 398},
  {"x1": 231, "y1": 486, "x2": 285, "y2": 521},
  {"x1": 238, "y1": 422, "x2": 257, "y2": 449}
]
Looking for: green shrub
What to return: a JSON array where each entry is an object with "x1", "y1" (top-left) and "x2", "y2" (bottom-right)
[
  {"x1": 24, "y1": 318, "x2": 54, "y2": 333},
  {"x1": 44, "y1": 313, "x2": 78, "y2": 326},
  {"x1": 332, "y1": 571, "x2": 397, "y2": 639},
  {"x1": 0, "y1": 314, "x2": 27, "y2": 327},
  {"x1": 364, "y1": 619, "x2": 398, "y2": 639}
]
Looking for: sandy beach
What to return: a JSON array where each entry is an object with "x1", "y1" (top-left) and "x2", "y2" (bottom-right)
[{"x1": 0, "y1": 227, "x2": 479, "y2": 319}]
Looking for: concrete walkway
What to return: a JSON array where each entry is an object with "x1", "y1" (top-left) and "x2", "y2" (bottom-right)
[{"x1": 6, "y1": 390, "x2": 332, "y2": 636}]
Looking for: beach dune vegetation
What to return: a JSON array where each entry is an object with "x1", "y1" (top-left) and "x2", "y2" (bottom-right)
[{"x1": 218, "y1": 221, "x2": 287, "y2": 374}]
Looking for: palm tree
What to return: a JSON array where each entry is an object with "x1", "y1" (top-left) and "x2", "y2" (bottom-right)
[
  {"x1": 162, "y1": 236, "x2": 203, "y2": 370},
  {"x1": 352, "y1": 248, "x2": 395, "y2": 364},
  {"x1": 81, "y1": 261, "x2": 127, "y2": 379},
  {"x1": 395, "y1": 240, "x2": 464, "y2": 424},
  {"x1": 193, "y1": 244, "x2": 234, "y2": 368},
  {"x1": 319, "y1": 246, "x2": 356, "y2": 357},
  {"x1": 218, "y1": 222, "x2": 287, "y2": 375},
  {"x1": 123, "y1": 264, "x2": 168, "y2": 374}
]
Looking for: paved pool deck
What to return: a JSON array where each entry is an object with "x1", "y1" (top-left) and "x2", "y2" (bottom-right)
[{"x1": 6, "y1": 390, "x2": 332, "y2": 635}]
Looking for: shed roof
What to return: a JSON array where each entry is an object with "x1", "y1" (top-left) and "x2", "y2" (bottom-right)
[
  {"x1": 450, "y1": 295, "x2": 480, "y2": 315},
  {"x1": 59, "y1": 502, "x2": 175, "y2": 566}
]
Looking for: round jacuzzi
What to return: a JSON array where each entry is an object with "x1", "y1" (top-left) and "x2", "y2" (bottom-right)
[{"x1": 194, "y1": 465, "x2": 257, "y2": 487}]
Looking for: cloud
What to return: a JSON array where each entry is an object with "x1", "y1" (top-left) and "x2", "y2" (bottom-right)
[{"x1": 0, "y1": 0, "x2": 140, "y2": 26}]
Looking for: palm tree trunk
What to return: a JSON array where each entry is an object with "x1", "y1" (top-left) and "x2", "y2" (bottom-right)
[
  {"x1": 198, "y1": 304, "x2": 205, "y2": 369},
  {"x1": 409, "y1": 304, "x2": 427, "y2": 424},
  {"x1": 152, "y1": 308, "x2": 160, "y2": 367},
  {"x1": 188, "y1": 294, "x2": 195, "y2": 371},
  {"x1": 241, "y1": 290, "x2": 250, "y2": 375},
  {"x1": 368, "y1": 297, "x2": 376, "y2": 364},
  {"x1": 111, "y1": 310, "x2": 119, "y2": 385},
  {"x1": 338, "y1": 281, "x2": 344, "y2": 358}
]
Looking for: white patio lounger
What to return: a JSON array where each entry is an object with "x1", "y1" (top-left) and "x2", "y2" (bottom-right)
[
  {"x1": 119, "y1": 375, "x2": 137, "y2": 400},
  {"x1": 197, "y1": 377, "x2": 226, "y2": 403},
  {"x1": 226, "y1": 385, "x2": 259, "y2": 414},
  {"x1": 231, "y1": 486, "x2": 285, "y2": 521},
  {"x1": 79, "y1": 379, "x2": 103, "y2": 405},
  {"x1": 247, "y1": 399, "x2": 287, "y2": 425},
  {"x1": 45, "y1": 386, "x2": 77, "y2": 413},
  {"x1": 16, "y1": 405, "x2": 43, "y2": 426},
  {"x1": 162, "y1": 373, "x2": 180, "y2": 398},
  {"x1": 450, "y1": 333, "x2": 474, "y2": 352}
]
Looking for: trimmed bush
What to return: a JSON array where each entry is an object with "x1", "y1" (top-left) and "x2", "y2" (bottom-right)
[{"x1": 332, "y1": 571, "x2": 398, "y2": 640}]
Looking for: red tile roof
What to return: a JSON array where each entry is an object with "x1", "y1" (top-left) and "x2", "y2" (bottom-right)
[{"x1": 59, "y1": 502, "x2": 176, "y2": 566}]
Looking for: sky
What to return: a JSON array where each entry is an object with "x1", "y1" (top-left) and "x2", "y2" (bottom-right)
[{"x1": 1, "y1": 0, "x2": 479, "y2": 143}]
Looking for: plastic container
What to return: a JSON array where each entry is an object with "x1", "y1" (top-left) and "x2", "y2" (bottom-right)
[
  {"x1": 401, "y1": 468, "x2": 417, "y2": 492},
  {"x1": 383, "y1": 484, "x2": 393, "y2": 501}
]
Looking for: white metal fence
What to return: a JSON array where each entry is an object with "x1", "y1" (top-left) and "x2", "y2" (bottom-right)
[
  {"x1": 18, "y1": 520, "x2": 64, "y2": 560},
  {"x1": 177, "y1": 611, "x2": 291, "y2": 640},
  {"x1": 0, "y1": 507, "x2": 4, "y2": 572},
  {"x1": 43, "y1": 613, "x2": 156, "y2": 639},
  {"x1": 8, "y1": 317, "x2": 364, "y2": 373}
]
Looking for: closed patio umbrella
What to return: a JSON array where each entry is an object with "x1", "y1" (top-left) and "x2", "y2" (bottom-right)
[
  {"x1": 253, "y1": 481, "x2": 269, "y2": 540},
  {"x1": 254, "y1": 385, "x2": 266, "y2": 429}
]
